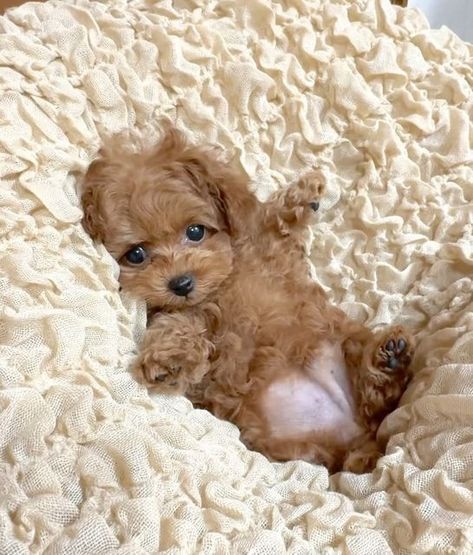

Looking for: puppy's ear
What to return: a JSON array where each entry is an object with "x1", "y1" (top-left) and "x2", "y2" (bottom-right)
[
  {"x1": 81, "y1": 157, "x2": 109, "y2": 242},
  {"x1": 159, "y1": 130, "x2": 258, "y2": 235},
  {"x1": 204, "y1": 159, "x2": 258, "y2": 235}
]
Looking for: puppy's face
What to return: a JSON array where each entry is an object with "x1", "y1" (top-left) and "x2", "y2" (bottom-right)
[
  {"x1": 105, "y1": 184, "x2": 234, "y2": 310},
  {"x1": 81, "y1": 129, "x2": 256, "y2": 310}
]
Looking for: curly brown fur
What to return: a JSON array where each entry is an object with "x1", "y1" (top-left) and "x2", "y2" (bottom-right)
[{"x1": 81, "y1": 127, "x2": 415, "y2": 474}]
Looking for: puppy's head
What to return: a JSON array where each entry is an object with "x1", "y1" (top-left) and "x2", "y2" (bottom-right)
[{"x1": 81, "y1": 127, "x2": 257, "y2": 310}]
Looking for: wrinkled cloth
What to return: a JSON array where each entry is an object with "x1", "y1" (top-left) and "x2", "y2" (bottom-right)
[{"x1": 1, "y1": 0, "x2": 473, "y2": 553}]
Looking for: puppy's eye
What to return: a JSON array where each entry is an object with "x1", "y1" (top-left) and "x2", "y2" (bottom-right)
[
  {"x1": 185, "y1": 224, "x2": 205, "y2": 242},
  {"x1": 124, "y1": 245, "x2": 148, "y2": 265}
]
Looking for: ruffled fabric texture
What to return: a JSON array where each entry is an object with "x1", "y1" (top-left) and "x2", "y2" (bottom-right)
[{"x1": 0, "y1": 0, "x2": 472, "y2": 552}]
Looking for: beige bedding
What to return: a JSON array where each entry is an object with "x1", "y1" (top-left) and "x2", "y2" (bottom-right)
[{"x1": 1, "y1": 0, "x2": 473, "y2": 552}]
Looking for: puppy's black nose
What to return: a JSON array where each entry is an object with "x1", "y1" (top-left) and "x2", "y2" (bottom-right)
[{"x1": 168, "y1": 274, "x2": 194, "y2": 296}]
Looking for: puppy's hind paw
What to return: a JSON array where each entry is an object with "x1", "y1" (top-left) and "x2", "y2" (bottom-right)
[{"x1": 373, "y1": 326, "x2": 414, "y2": 376}]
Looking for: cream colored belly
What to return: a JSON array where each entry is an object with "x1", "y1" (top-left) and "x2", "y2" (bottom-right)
[{"x1": 261, "y1": 342, "x2": 362, "y2": 446}]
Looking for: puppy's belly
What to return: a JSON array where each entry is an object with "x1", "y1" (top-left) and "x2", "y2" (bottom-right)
[{"x1": 261, "y1": 343, "x2": 362, "y2": 445}]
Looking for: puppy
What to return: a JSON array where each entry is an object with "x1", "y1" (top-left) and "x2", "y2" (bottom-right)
[{"x1": 81, "y1": 127, "x2": 415, "y2": 473}]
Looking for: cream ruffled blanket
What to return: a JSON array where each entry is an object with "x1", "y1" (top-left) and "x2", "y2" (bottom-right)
[{"x1": 1, "y1": 0, "x2": 473, "y2": 553}]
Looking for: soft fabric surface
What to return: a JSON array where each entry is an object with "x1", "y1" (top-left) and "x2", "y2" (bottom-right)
[{"x1": 1, "y1": 0, "x2": 473, "y2": 552}]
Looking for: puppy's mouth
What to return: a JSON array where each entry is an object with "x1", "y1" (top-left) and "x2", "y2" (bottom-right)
[{"x1": 146, "y1": 288, "x2": 198, "y2": 312}]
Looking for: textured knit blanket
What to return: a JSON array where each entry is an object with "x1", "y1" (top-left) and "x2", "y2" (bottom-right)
[{"x1": 1, "y1": 0, "x2": 473, "y2": 553}]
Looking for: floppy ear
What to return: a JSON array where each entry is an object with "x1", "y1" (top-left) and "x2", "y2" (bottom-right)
[
  {"x1": 204, "y1": 160, "x2": 259, "y2": 235},
  {"x1": 81, "y1": 157, "x2": 109, "y2": 242},
  {"x1": 155, "y1": 128, "x2": 259, "y2": 235}
]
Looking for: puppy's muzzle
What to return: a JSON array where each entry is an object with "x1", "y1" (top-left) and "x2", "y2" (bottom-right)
[{"x1": 168, "y1": 274, "x2": 195, "y2": 296}]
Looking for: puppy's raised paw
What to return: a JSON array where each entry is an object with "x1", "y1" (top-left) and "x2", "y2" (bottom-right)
[
  {"x1": 294, "y1": 170, "x2": 326, "y2": 212},
  {"x1": 373, "y1": 326, "x2": 414, "y2": 377}
]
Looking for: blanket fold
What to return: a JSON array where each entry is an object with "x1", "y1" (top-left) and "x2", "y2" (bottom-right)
[{"x1": 1, "y1": 0, "x2": 472, "y2": 552}]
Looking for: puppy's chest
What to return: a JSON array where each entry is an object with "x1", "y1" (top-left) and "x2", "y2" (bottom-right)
[{"x1": 208, "y1": 273, "x2": 305, "y2": 361}]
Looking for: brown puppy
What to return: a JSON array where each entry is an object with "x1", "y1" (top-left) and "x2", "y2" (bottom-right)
[{"x1": 81, "y1": 127, "x2": 415, "y2": 473}]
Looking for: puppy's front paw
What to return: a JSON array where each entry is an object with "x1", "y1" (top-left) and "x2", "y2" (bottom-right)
[
  {"x1": 138, "y1": 344, "x2": 211, "y2": 394},
  {"x1": 139, "y1": 352, "x2": 183, "y2": 393}
]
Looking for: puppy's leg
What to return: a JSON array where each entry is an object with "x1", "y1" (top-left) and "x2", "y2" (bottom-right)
[
  {"x1": 137, "y1": 312, "x2": 213, "y2": 394},
  {"x1": 254, "y1": 436, "x2": 347, "y2": 473},
  {"x1": 343, "y1": 434, "x2": 382, "y2": 473},
  {"x1": 264, "y1": 170, "x2": 325, "y2": 235},
  {"x1": 337, "y1": 322, "x2": 414, "y2": 472},
  {"x1": 343, "y1": 323, "x2": 414, "y2": 429}
]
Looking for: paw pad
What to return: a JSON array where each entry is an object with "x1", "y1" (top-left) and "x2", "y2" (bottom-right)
[{"x1": 382, "y1": 337, "x2": 411, "y2": 372}]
